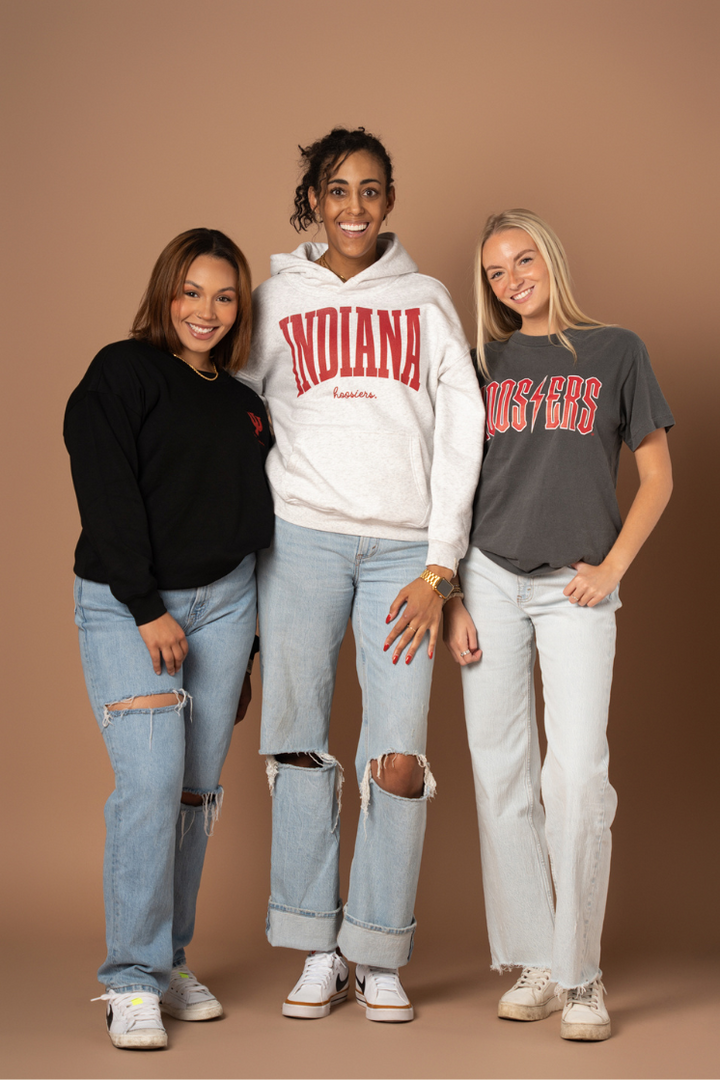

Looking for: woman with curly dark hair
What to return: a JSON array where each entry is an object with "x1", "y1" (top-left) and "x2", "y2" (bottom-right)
[
  {"x1": 65, "y1": 229, "x2": 274, "y2": 1049},
  {"x1": 240, "y1": 128, "x2": 484, "y2": 1022}
]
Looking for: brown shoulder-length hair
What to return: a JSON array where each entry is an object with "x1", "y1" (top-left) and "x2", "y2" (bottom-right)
[{"x1": 131, "y1": 228, "x2": 252, "y2": 373}]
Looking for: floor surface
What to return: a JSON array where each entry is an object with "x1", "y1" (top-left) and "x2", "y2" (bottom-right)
[{"x1": 2, "y1": 937, "x2": 717, "y2": 1080}]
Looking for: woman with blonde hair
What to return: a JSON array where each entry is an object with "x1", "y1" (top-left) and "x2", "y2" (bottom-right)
[{"x1": 444, "y1": 209, "x2": 674, "y2": 1041}]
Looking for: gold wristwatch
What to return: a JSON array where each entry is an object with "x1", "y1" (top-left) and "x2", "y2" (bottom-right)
[{"x1": 420, "y1": 568, "x2": 454, "y2": 601}]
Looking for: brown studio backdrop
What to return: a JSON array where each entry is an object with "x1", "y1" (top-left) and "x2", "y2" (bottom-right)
[{"x1": 2, "y1": 0, "x2": 719, "y2": 1063}]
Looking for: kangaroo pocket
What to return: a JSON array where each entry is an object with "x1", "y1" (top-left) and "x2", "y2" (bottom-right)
[{"x1": 281, "y1": 425, "x2": 431, "y2": 530}]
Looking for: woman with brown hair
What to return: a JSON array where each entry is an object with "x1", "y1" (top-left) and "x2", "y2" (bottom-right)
[{"x1": 64, "y1": 228, "x2": 273, "y2": 1049}]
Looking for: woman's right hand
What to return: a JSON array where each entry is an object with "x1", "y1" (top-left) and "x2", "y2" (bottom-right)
[
  {"x1": 442, "y1": 599, "x2": 482, "y2": 666},
  {"x1": 138, "y1": 613, "x2": 188, "y2": 675}
]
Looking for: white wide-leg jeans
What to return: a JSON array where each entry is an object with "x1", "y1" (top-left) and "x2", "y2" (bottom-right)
[{"x1": 460, "y1": 547, "x2": 621, "y2": 990}]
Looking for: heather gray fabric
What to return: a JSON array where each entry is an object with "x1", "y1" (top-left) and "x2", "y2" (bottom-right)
[{"x1": 470, "y1": 327, "x2": 674, "y2": 576}]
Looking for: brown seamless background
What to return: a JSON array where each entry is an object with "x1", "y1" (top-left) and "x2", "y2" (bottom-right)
[{"x1": 2, "y1": 1, "x2": 718, "y2": 1078}]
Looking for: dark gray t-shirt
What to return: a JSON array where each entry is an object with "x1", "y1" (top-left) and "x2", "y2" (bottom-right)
[{"x1": 470, "y1": 327, "x2": 674, "y2": 576}]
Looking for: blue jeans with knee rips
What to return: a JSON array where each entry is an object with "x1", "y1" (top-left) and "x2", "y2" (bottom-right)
[
  {"x1": 74, "y1": 557, "x2": 256, "y2": 995},
  {"x1": 258, "y1": 518, "x2": 437, "y2": 969}
]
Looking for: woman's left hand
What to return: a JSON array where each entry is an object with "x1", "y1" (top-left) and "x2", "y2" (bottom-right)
[
  {"x1": 564, "y1": 560, "x2": 620, "y2": 607},
  {"x1": 235, "y1": 671, "x2": 252, "y2": 724},
  {"x1": 384, "y1": 565, "x2": 453, "y2": 664}
]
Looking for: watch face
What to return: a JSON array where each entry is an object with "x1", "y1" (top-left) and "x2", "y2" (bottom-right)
[{"x1": 437, "y1": 577, "x2": 454, "y2": 600}]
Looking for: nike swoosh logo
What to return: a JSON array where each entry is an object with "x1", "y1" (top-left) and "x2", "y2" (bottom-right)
[
  {"x1": 356, "y1": 976, "x2": 366, "y2": 994},
  {"x1": 337, "y1": 974, "x2": 348, "y2": 992}
]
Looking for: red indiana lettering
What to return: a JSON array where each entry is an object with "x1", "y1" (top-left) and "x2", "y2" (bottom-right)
[
  {"x1": 354, "y1": 307, "x2": 377, "y2": 377},
  {"x1": 289, "y1": 312, "x2": 319, "y2": 388},
  {"x1": 279, "y1": 316, "x2": 309, "y2": 395},
  {"x1": 316, "y1": 307, "x2": 338, "y2": 381},
  {"x1": 378, "y1": 309, "x2": 403, "y2": 380},
  {"x1": 339, "y1": 307, "x2": 352, "y2": 377},
  {"x1": 401, "y1": 308, "x2": 421, "y2": 390},
  {"x1": 277, "y1": 306, "x2": 423, "y2": 396},
  {"x1": 577, "y1": 377, "x2": 602, "y2": 434}
]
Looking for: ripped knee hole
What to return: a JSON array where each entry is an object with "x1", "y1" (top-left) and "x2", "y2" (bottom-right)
[{"x1": 105, "y1": 692, "x2": 182, "y2": 711}]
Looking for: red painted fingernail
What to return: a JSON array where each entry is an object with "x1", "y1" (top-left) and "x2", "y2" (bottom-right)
[
  {"x1": 405, "y1": 654, "x2": 413, "y2": 665},
  {"x1": 392, "y1": 654, "x2": 399, "y2": 665},
  {"x1": 383, "y1": 643, "x2": 389, "y2": 652},
  {"x1": 386, "y1": 615, "x2": 392, "y2": 624},
  {"x1": 429, "y1": 649, "x2": 434, "y2": 659}
]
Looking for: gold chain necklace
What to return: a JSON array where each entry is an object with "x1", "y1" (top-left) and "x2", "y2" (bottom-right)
[
  {"x1": 317, "y1": 251, "x2": 348, "y2": 283},
  {"x1": 173, "y1": 354, "x2": 219, "y2": 381}
]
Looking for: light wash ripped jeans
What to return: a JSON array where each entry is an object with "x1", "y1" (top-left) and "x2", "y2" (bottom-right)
[
  {"x1": 257, "y1": 518, "x2": 436, "y2": 969},
  {"x1": 74, "y1": 557, "x2": 256, "y2": 996},
  {"x1": 460, "y1": 547, "x2": 621, "y2": 990}
]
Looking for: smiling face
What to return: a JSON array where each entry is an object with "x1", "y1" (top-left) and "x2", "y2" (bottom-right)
[
  {"x1": 170, "y1": 255, "x2": 239, "y2": 369},
  {"x1": 309, "y1": 149, "x2": 395, "y2": 279},
  {"x1": 482, "y1": 228, "x2": 552, "y2": 335}
]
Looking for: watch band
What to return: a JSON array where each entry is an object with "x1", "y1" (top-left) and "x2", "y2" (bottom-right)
[{"x1": 420, "y1": 568, "x2": 454, "y2": 601}]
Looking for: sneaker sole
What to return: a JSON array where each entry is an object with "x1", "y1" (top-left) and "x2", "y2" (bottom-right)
[
  {"x1": 109, "y1": 1028, "x2": 168, "y2": 1049},
  {"x1": 282, "y1": 989, "x2": 347, "y2": 1019},
  {"x1": 161, "y1": 1000, "x2": 224, "y2": 1021},
  {"x1": 498, "y1": 996, "x2": 565, "y2": 1021},
  {"x1": 560, "y1": 1019, "x2": 612, "y2": 1041},
  {"x1": 355, "y1": 991, "x2": 414, "y2": 1022}
]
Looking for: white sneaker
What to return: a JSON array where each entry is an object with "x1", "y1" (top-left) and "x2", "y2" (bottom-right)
[
  {"x1": 498, "y1": 967, "x2": 565, "y2": 1021},
  {"x1": 561, "y1": 979, "x2": 611, "y2": 1041},
  {"x1": 161, "y1": 964, "x2": 223, "y2": 1021},
  {"x1": 282, "y1": 951, "x2": 349, "y2": 1018},
  {"x1": 355, "y1": 965, "x2": 414, "y2": 1022},
  {"x1": 92, "y1": 990, "x2": 167, "y2": 1049}
]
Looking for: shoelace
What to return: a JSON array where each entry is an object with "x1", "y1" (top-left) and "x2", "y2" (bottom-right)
[
  {"x1": 170, "y1": 967, "x2": 212, "y2": 998},
  {"x1": 300, "y1": 951, "x2": 337, "y2": 986},
  {"x1": 91, "y1": 991, "x2": 160, "y2": 1027},
  {"x1": 512, "y1": 967, "x2": 550, "y2": 990},
  {"x1": 567, "y1": 979, "x2": 606, "y2": 1010},
  {"x1": 367, "y1": 967, "x2": 402, "y2": 995}
]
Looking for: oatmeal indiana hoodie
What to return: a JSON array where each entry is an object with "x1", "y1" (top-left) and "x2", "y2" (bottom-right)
[{"x1": 239, "y1": 233, "x2": 484, "y2": 569}]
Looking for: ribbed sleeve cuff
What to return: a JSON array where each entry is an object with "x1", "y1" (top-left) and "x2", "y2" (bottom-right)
[
  {"x1": 426, "y1": 541, "x2": 461, "y2": 575},
  {"x1": 126, "y1": 591, "x2": 167, "y2": 627}
]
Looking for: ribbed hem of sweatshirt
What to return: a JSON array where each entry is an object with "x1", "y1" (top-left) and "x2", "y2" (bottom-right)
[{"x1": 274, "y1": 505, "x2": 462, "y2": 572}]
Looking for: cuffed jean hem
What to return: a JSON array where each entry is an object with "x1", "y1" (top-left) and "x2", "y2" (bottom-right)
[
  {"x1": 266, "y1": 903, "x2": 343, "y2": 951},
  {"x1": 104, "y1": 982, "x2": 163, "y2": 996},
  {"x1": 337, "y1": 911, "x2": 416, "y2": 968}
]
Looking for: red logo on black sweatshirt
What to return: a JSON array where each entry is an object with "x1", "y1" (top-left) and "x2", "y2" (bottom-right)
[
  {"x1": 247, "y1": 412, "x2": 264, "y2": 440},
  {"x1": 278, "y1": 307, "x2": 421, "y2": 397}
]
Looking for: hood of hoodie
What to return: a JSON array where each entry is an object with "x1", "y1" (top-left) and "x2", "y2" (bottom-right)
[{"x1": 269, "y1": 232, "x2": 418, "y2": 292}]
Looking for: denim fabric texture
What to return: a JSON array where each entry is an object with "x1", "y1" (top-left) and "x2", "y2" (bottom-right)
[
  {"x1": 258, "y1": 518, "x2": 435, "y2": 968},
  {"x1": 460, "y1": 547, "x2": 620, "y2": 990},
  {"x1": 75, "y1": 557, "x2": 256, "y2": 995}
]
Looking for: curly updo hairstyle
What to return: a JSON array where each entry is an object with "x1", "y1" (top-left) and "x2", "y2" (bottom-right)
[{"x1": 290, "y1": 127, "x2": 394, "y2": 232}]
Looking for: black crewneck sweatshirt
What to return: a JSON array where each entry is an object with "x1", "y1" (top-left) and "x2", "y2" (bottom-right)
[{"x1": 64, "y1": 338, "x2": 274, "y2": 625}]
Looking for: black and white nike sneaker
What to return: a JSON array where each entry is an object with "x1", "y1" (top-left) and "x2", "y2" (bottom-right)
[
  {"x1": 355, "y1": 965, "x2": 414, "y2": 1022},
  {"x1": 282, "y1": 950, "x2": 349, "y2": 1019}
]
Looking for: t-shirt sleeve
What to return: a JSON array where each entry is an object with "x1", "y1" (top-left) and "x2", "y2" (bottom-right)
[
  {"x1": 64, "y1": 368, "x2": 166, "y2": 626},
  {"x1": 620, "y1": 340, "x2": 675, "y2": 452}
]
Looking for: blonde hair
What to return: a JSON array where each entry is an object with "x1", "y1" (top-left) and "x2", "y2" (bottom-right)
[{"x1": 475, "y1": 208, "x2": 604, "y2": 376}]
